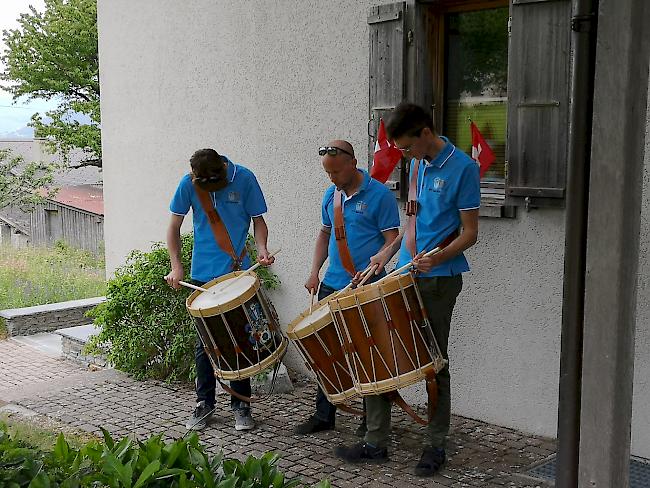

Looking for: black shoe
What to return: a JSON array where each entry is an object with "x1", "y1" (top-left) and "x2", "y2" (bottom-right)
[
  {"x1": 355, "y1": 419, "x2": 367, "y2": 437},
  {"x1": 334, "y1": 442, "x2": 388, "y2": 464},
  {"x1": 415, "y1": 446, "x2": 446, "y2": 476},
  {"x1": 294, "y1": 416, "x2": 335, "y2": 435},
  {"x1": 185, "y1": 401, "x2": 214, "y2": 431}
]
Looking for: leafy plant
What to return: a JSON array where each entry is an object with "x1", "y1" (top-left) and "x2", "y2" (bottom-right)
[
  {"x1": 0, "y1": 423, "x2": 328, "y2": 487},
  {"x1": 0, "y1": 149, "x2": 55, "y2": 212},
  {"x1": 86, "y1": 233, "x2": 280, "y2": 382}
]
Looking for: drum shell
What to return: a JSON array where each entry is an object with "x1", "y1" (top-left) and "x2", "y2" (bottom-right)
[
  {"x1": 330, "y1": 273, "x2": 438, "y2": 395},
  {"x1": 287, "y1": 300, "x2": 357, "y2": 404},
  {"x1": 187, "y1": 272, "x2": 287, "y2": 381}
]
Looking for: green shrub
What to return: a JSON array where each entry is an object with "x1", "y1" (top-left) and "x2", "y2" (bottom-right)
[
  {"x1": 87, "y1": 234, "x2": 280, "y2": 382},
  {"x1": 0, "y1": 423, "x2": 330, "y2": 487}
]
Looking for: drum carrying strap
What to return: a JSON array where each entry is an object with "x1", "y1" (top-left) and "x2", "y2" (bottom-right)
[
  {"x1": 193, "y1": 182, "x2": 247, "y2": 271},
  {"x1": 404, "y1": 160, "x2": 459, "y2": 258},
  {"x1": 333, "y1": 189, "x2": 357, "y2": 277},
  {"x1": 385, "y1": 370, "x2": 439, "y2": 426}
]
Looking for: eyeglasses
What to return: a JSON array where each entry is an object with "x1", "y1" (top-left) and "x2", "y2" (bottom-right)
[
  {"x1": 192, "y1": 175, "x2": 222, "y2": 184},
  {"x1": 396, "y1": 127, "x2": 426, "y2": 154},
  {"x1": 318, "y1": 146, "x2": 354, "y2": 158}
]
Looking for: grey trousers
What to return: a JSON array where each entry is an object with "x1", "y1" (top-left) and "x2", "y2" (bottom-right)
[{"x1": 364, "y1": 275, "x2": 463, "y2": 449}]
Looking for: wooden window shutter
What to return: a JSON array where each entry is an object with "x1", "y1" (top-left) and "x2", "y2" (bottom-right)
[
  {"x1": 506, "y1": 0, "x2": 572, "y2": 207},
  {"x1": 368, "y1": 2, "x2": 408, "y2": 199}
]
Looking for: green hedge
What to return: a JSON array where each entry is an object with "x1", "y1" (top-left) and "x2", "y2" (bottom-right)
[
  {"x1": 87, "y1": 234, "x2": 279, "y2": 382},
  {"x1": 0, "y1": 423, "x2": 328, "y2": 487}
]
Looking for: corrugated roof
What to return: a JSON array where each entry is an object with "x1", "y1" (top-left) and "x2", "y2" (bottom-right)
[{"x1": 47, "y1": 185, "x2": 104, "y2": 215}]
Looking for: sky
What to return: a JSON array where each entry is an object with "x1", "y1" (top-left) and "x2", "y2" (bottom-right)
[{"x1": 0, "y1": 0, "x2": 57, "y2": 138}]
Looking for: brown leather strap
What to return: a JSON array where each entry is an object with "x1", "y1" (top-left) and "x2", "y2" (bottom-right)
[
  {"x1": 405, "y1": 159, "x2": 421, "y2": 257},
  {"x1": 193, "y1": 182, "x2": 246, "y2": 270},
  {"x1": 404, "y1": 160, "x2": 459, "y2": 258},
  {"x1": 333, "y1": 189, "x2": 357, "y2": 277},
  {"x1": 385, "y1": 390, "x2": 428, "y2": 426}
]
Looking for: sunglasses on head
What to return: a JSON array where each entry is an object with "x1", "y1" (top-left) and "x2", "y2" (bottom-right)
[{"x1": 318, "y1": 146, "x2": 354, "y2": 158}]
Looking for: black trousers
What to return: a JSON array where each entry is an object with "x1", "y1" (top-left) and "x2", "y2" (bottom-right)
[{"x1": 191, "y1": 279, "x2": 251, "y2": 410}]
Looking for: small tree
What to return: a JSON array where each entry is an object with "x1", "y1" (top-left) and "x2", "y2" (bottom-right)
[
  {"x1": 1, "y1": 0, "x2": 100, "y2": 168},
  {"x1": 0, "y1": 149, "x2": 54, "y2": 211}
]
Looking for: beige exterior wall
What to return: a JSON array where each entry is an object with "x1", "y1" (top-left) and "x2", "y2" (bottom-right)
[{"x1": 97, "y1": 0, "x2": 650, "y2": 457}]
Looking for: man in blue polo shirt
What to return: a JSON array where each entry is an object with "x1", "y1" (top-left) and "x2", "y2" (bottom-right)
[
  {"x1": 334, "y1": 104, "x2": 479, "y2": 477},
  {"x1": 295, "y1": 139, "x2": 400, "y2": 435},
  {"x1": 164, "y1": 148, "x2": 274, "y2": 432}
]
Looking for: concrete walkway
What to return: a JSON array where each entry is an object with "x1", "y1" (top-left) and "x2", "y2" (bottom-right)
[{"x1": 0, "y1": 338, "x2": 555, "y2": 487}]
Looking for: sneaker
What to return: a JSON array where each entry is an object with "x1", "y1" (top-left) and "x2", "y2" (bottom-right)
[
  {"x1": 334, "y1": 442, "x2": 388, "y2": 464},
  {"x1": 414, "y1": 446, "x2": 446, "y2": 476},
  {"x1": 185, "y1": 401, "x2": 214, "y2": 431},
  {"x1": 234, "y1": 406, "x2": 255, "y2": 431},
  {"x1": 294, "y1": 416, "x2": 335, "y2": 435},
  {"x1": 355, "y1": 419, "x2": 367, "y2": 437}
]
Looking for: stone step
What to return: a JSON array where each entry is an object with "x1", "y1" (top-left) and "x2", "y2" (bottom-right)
[{"x1": 55, "y1": 324, "x2": 107, "y2": 368}]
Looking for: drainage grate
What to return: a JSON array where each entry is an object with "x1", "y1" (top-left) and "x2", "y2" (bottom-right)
[{"x1": 528, "y1": 455, "x2": 650, "y2": 487}]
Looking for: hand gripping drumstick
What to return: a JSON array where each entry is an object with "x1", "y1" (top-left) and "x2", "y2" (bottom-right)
[
  {"x1": 331, "y1": 262, "x2": 377, "y2": 299},
  {"x1": 382, "y1": 246, "x2": 442, "y2": 280},
  {"x1": 220, "y1": 248, "x2": 282, "y2": 290}
]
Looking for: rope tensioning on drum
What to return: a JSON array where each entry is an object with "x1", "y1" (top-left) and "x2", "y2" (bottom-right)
[{"x1": 397, "y1": 282, "x2": 431, "y2": 371}]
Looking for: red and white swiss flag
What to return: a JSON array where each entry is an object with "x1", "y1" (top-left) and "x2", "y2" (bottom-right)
[
  {"x1": 470, "y1": 121, "x2": 496, "y2": 179},
  {"x1": 370, "y1": 118, "x2": 403, "y2": 184}
]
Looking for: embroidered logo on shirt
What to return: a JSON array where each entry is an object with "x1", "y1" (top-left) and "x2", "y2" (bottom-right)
[
  {"x1": 355, "y1": 201, "x2": 368, "y2": 214},
  {"x1": 227, "y1": 191, "x2": 240, "y2": 203},
  {"x1": 432, "y1": 178, "x2": 446, "y2": 192}
]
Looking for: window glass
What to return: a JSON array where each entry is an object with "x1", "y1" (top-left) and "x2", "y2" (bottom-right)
[{"x1": 444, "y1": 7, "x2": 509, "y2": 182}]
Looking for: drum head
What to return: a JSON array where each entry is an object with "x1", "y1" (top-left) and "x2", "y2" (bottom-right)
[
  {"x1": 287, "y1": 302, "x2": 333, "y2": 339},
  {"x1": 293, "y1": 304, "x2": 330, "y2": 333},
  {"x1": 188, "y1": 274, "x2": 258, "y2": 313}
]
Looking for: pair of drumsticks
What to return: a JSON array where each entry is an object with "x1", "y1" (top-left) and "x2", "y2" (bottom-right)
[
  {"x1": 308, "y1": 246, "x2": 441, "y2": 314},
  {"x1": 178, "y1": 249, "x2": 282, "y2": 294}
]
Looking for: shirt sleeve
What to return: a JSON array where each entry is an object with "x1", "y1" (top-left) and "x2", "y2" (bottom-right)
[
  {"x1": 243, "y1": 171, "x2": 268, "y2": 217},
  {"x1": 456, "y1": 163, "x2": 481, "y2": 211},
  {"x1": 321, "y1": 188, "x2": 334, "y2": 227},
  {"x1": 169, "y1": 175, "x2": 192, "y2": 215},
  {"x1": 376, "y1": 188, "x2": 401, "y2": 231}
]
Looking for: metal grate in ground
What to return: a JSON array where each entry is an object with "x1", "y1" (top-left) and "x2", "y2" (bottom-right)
[{"x1": 528, "y1": 455, "x2": 650, "y2": 487}]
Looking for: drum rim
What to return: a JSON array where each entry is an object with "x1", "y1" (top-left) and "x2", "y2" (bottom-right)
[
  {"x1": 328, "y1": 272, "x2": 416, "y2": 310},
  {"x1": 213, "y1": 336, "x2": 289, "y2": 381},
  {"x1": 286, "y1": 297, "x2": 335, "y2": 339},
  {"x1": 186, "y1": 271, "x2": 260, "y2": 317},
  {"x1": 355, "y1": 362, "x2": 438, "y2": 395}
]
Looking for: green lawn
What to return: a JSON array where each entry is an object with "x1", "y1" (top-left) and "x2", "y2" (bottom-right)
[{"x1": 0, "y1": 243, "x2": 106, "y2": 337}]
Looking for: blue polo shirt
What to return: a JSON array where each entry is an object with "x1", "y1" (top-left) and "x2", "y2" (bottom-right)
[
  {"x1": 397, "y1": 137, "x2": 480, "y2": 277},
  {"x1": 322, "y1": 170, "x2": 401, "y2": 289},
  {"x1": 169, "y1": 157, "x2": 267, "y2": 283}
]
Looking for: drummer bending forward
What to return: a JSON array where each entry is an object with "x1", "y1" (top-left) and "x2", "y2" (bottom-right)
[
  {"x1": 165, "y1": 148, "x2": 274, "y2": 432},
  {"x1": 334, "y1": 104, "x2": 479, "y2": 476},
  {"x1": 295, "y1": 140, "x2": 400, "y2": 435}
]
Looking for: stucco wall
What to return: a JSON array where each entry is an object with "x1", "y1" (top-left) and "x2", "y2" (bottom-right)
[{"x1": 97, "y1": 0, "x2": 649, "y2": 457}]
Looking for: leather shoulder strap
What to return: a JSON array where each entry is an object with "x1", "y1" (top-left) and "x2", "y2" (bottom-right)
[
  {"x1": 405, "y1": 159, "x2": 421, "y2": 257},
  {"x1": 193, "y1": 182, "x2": 246, "y2": 270},
  {"x1": 333, "y1": 189, "x2": 357, "y2": 277}
]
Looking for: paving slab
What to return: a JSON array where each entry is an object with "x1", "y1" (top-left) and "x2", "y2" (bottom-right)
[{"x1": 1, "y1": 338, "x2": 555, "y2": 487}]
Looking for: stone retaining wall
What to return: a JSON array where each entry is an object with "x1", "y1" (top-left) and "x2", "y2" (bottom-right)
[{"x1": 0, "y1": 297, "x2": 105, "y2": 336}]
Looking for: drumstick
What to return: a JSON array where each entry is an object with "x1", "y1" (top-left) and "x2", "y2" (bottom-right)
[
  {"x1": 382, "y1": 246, "x2": 442, "y2": 280},
  {"x1": 331, "y1": 262, "x2": 374, "y2": 299},
  {"x1": 357, "y1": 263, "x2": 379, "y2": 287},
  {"x1": 178, "y1": 280, "x2": 213, "y2": 294},
  {"x1": 221, "y1": 248, "x2": 282, "y2": 290},
  {"x1": 309, "y1": 288, "x2": 315, "y2": 314}
]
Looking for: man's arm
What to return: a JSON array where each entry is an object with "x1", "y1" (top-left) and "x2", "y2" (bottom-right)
[
  {"x1": 305, "y1": 226, "x2": 330, "y2": 293},
  {"x1": 412, "y1": 209, "x2": 479, "y2": 273},
  {"x1": 252, "y1": 215, "x2": 274, "y2": 265},
  {"x1": 164, "y1": 214, "x2": 185, "y2": 289},
  {"x1": 368, "y1": 229, "x2": 404, "y2": 274}
]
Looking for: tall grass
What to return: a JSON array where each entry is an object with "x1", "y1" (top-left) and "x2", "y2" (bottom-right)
[{"x1": 0, "y1": 242, "x2": 106, "y2": 311}]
